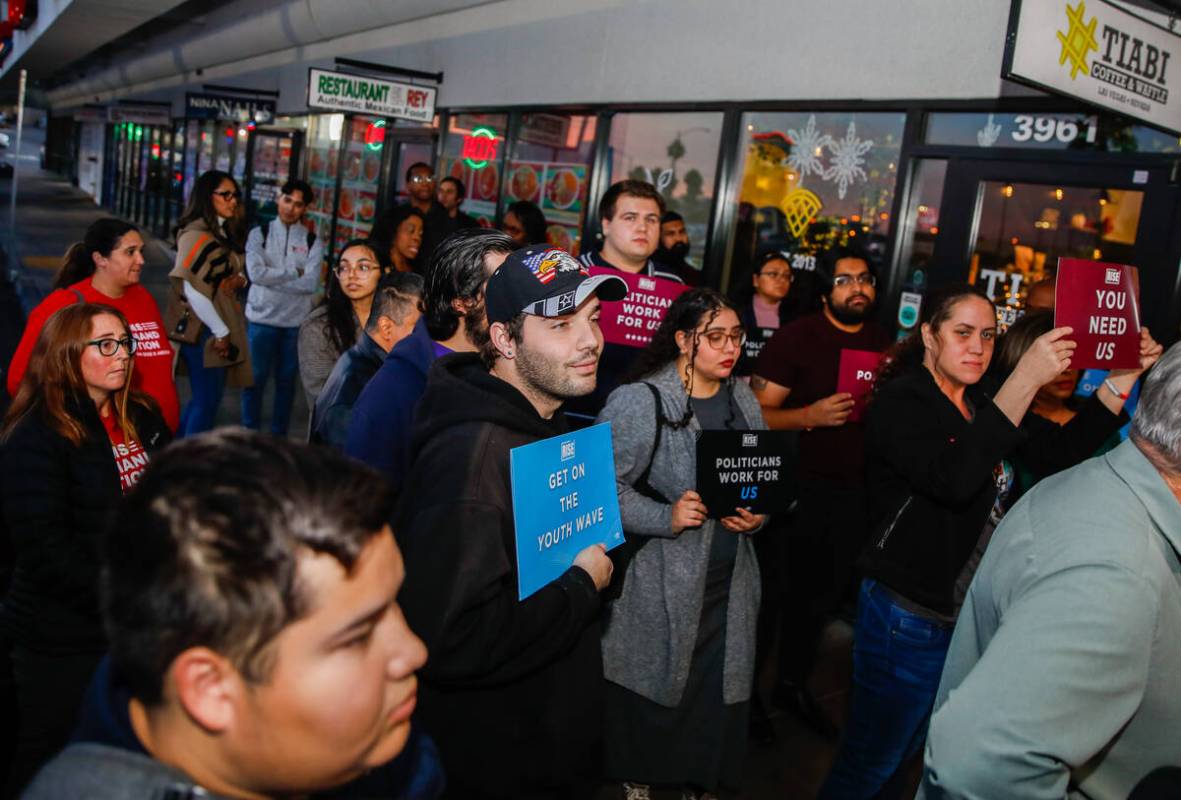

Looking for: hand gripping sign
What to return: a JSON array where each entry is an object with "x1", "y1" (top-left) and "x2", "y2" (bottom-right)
[
  {"x1": 509, "y1": 423, "x2": 624, "y2": 600},
  {"x1": 589, "y1": 267, "x2": 688, "y2": 348},
  {"x1": 1054, "y1": 258, "x2": 1141, "y2": 370}
]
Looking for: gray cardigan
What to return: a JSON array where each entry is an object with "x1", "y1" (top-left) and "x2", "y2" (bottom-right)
[{"x1": 595, "y1": 361, "x2": 766, "y2": 707}]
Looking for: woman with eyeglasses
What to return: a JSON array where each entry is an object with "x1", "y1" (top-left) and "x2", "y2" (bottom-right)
[
  {"x1": 0, "y1": 303, "x2": 171, "y2": 794},
  {"x1": 596, "y1": 288, "x2": 768, "y2": 800},
  {"x1": 733, "y1": 251, "x2": 797, "y2": 379},
  {"x1": 6, "y1": 218, "x2": 179, "y2": 430},
  {"x1": 501, "y1": 200, "x2": 548, "y2": 248},
  {"x1": 298, "y1": 239, "x2": 383, "y2": 410},
  {"x1": 166, "y1": 170, "x2": 251, "y2": 435}
]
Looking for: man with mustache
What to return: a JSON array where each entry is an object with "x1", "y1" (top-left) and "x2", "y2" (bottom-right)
[
  {"x1": 394, "y1": 247, "x2": 626, "y2": 799},
  {"x1": 750, "y1": 245, "x2": 890, "y2": 738},
  {"x1": 654, "y1": 210, "x2": 701, "y2": 286}
]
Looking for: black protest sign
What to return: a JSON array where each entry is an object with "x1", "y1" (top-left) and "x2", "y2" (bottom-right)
[{"x1": 695, "y1": 430, "x2": 794, "y2": 517}]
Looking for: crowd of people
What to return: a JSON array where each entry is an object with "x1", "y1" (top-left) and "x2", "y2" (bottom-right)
[{"x1": 0, "y1": 164, "x2": 1179, "y2": 800}]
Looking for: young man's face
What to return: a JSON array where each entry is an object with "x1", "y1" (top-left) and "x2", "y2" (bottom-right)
[
  {"x1": 514, "y1": 297, "x2": 604, "y2": 401},
  {"x1": 277, "y1": 190, "x2": 308, "y2": 226},
  {"x1": 229, "y1": 529, "x2": 426, "y2": 794},
  {"x1": 601, "y1": 196, "x2": 662, "y2": 263},
  {"x1": 825, "y1": 257, "x2": 877, "y2": 324},
  {"x1": 407, "y1": 167, "x2": 435, "y2": 204},
  {"x1": 436, "y1": 181, "x2": 461, "y2": 212}
]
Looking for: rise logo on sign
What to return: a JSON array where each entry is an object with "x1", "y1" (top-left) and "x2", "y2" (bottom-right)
[{"x1": 1054, "y1": 258, "x2": 1141, "y2": 369}]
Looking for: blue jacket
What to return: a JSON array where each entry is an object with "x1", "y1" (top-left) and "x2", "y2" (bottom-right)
[
  {"x1": 346, "y1": 318, "x2": 443, "y2": 492},
  {"x1": 311, "y1": 332, "x2": 388, "y2": 450},
  {"x1": 60, "y1": 656, "x2": 445, "y2": 799}
]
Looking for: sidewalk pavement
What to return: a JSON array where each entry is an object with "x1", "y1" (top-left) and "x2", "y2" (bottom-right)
[{"x1": 0, "y1": 126, "x2": 310, "y2": 436}]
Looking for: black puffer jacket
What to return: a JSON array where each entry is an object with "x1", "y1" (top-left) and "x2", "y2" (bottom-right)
[
  {"x1": 0, "y1": 395, "x2": 171, "y2": 653},
  {"x1": 394, "y1": 352, "x2": 603, "y2": 798}
]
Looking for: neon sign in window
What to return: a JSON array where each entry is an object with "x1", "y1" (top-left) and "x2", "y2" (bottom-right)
[{"x1": 461, "y1": 127, "x2": 500, "y2": 169}]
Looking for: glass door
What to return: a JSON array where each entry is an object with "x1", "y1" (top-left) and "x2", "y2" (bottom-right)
[{"x1": 244, "y1": 128, "x2": 303, "y2": 226}]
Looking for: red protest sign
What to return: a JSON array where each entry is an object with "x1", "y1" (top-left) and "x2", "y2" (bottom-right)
[
  {"x1": 1053, "y1": 258, "x2": 1140, "y2": 370},
  {"x1": 589, "y1": 267, "x2": 688, "y2": 348},
  {"x1": 836, "y1": 349, "x2": 882, "y2": 422}
]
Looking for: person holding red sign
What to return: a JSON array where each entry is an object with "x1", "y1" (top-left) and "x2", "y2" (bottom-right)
[
  {"x1": 597, "y1": 288, "x2": 766, "y2": 800},
  {"x1": 819, "y1": 283, "x2": 1078, "y2": 799}
]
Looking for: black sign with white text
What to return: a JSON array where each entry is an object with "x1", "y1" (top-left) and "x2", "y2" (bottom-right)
[{"x1": 695, "y1": 430, "x2": 794, "y2": 517}]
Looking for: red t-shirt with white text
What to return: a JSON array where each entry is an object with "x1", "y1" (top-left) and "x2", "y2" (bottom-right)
[{"x1": 100, "y1": 411, "x2": 150, "y2": 493}]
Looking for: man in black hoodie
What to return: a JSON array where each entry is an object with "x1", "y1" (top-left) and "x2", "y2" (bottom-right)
[{"x1": 395, "y1": 246, "x2": 627, "y2": 800}]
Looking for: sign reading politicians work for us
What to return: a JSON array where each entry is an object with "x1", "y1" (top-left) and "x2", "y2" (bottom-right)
[
  {"x1": 695, "y1": 430, "x2": 795, "y2": 517},
  {"x1": 509, "y1": 423, "x2": 623, "y2": 600},
  {"x1": 589, "y1": 267, "x2": 687, "y2": 348}
]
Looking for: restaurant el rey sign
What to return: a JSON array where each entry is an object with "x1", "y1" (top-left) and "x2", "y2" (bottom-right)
[
  {"x1": 306, "y1": 68, "x2": 436, "y2": 123},
  {"x1": 1004, "y1": 0, "x2": 1181, "y2": 134}
]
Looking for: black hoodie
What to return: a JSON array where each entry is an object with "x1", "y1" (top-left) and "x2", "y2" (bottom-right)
[{"x1": 394, "y1": 352, "x2": 604, "y2": 798}]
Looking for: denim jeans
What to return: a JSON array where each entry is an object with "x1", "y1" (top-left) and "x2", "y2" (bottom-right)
[
  {"x1": 240, "y1": 322, "x2": 299, "y2": 435},
  {"x1": 178, "y1": 328, "x2": 226, "y2": 436},
  {"x1": 819, "y1": 579, "x2": 954, "y2": 800}
]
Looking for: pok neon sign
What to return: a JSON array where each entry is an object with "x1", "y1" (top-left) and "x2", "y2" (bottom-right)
[
  {"x1": 461, "y1": 127, "x2": 500, "y2": 169},
  {"x1": 364, "y1": 119, "x2": 386, "y2": 152}
]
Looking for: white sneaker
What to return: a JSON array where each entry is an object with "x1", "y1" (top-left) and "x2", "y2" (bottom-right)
[{"x1": 623, "y1": 782, "x2": 652, "y2": 800}]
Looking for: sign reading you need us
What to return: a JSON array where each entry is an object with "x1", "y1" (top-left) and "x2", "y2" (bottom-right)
[
  {"x1": 306, "y1": 68, "x2": 437, "y2": 123},
  {"x1": 509, "y1": 423, "x2": 623, "y2": 600},
  {"x1": 1004, "y1": 0, "x2": 1181, "y2": 134}
]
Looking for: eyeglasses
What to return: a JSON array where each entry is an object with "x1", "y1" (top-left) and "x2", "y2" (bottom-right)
[
  {"x1": 212, "y1": 189, "x2": 241, "y2": 201},
  {"x1": 335, "y1": 262, "x2": 380, "y2": 277},
  {"x1": 833, "y1": 273, "x2": 876, "y2": 288},
  {"x1": 87, "y1": 337, "x2": 137, "y2": 357},
  {"x1": 408, "y1": 174, "x2": 436, "y2": 185},
  {"x1": 758, "y1": 270, "x2": 792, "y2": 281},
  {"x1": 700, "y1": 329, "x2": 747, "y2": 350}
]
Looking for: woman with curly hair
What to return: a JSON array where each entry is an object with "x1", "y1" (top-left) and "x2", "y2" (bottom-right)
[{"x1": 596, "y1": 287, "x2": 767, "y2": 800}]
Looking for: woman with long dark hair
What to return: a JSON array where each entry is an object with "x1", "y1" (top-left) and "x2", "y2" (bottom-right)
[
  {"x1": 371, "y1": 205, "x2": 425, "y2": 274},
  {"x1": 502, "y1": 200, "x2": 548, "y2": 248},
  {"x1": 6, "y1": 218, "x2": 178, "y2": 429},
  {"x1": 819, "y1": 284, "x2": 1079, "y2": 798},
  {"x1": 166, "y1": 170, "x2": 251, "y2": 435},
  {"x1": 298, "y1": 239, "x2": 383, "y2": 409},
  {"x1": 596, "y1": 288, "x2": 767, "y2": 799},
  {"x1": 1, "y1": 303, "x2": 170, "y2": 794}
]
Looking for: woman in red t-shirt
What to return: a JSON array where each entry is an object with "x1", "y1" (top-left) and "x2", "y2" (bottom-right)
[
  {"x1": 6, "y1": 218, "x2": 179, "y2": 430},
  {"x1": 0, "y1": 302, "x2": 171, "y2": 793}
]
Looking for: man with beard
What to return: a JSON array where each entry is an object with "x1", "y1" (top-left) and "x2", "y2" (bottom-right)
[
  {"x1": 394, "y1": 246, "x2": 627, "y2": 799},
  {"x1": 751, "y1": 245, "x2": 890, "y2": 737},
  {"x1": 345, "y1": 229, "x2": 512, "y2": 493},
  {"x1": 654, "y1": 210, "x2": 701, "y2": 286}
]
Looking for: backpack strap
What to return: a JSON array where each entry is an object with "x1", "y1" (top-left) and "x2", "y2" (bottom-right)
[
  {"x1": 257, "y1": 222, "x2": 269, "y2": 249},
  {"x1": 632, "y1": 382, "x2": 668, "y2": 502},
  {"x1": 306, "y1": 229, "x2": 316, "y2": 249}
]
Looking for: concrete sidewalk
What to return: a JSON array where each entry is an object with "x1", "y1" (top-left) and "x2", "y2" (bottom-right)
[{"x1": 0, "y1": 126, "x2": 309, "y2": 435}]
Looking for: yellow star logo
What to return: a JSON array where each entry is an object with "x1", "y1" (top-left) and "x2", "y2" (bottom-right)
[{"x1": 1057, "y1": 1, "x2": 1099, "y2": 80}]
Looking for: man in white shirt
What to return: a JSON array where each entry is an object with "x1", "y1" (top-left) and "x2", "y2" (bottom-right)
[{"x1": 242, "y1": 178, "x2": 324, "y2": 435}]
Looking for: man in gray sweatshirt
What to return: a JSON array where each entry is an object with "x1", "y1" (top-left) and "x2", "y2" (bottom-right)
[{"x1": 242, "y1": 178, "x2": 324, "y2": 435}]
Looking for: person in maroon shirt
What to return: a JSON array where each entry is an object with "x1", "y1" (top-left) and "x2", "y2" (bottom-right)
[{"x1": 751, "y1": 246, "x2": 890, "y2": 736}]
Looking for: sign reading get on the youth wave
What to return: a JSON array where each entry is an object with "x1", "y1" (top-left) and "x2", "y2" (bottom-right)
[
  {"x1": 696, "y1": 431, "x2": 794, "y2": 517},
  {"x1": 1005, "y1": 0, "x2": 1181, "y2": 134},
  {"x1": 1054, "y1": 258, "x2": 1141, "y2": 369},
  {"x1": 509, "y1": 423, "x2": 623, "y2": 600},
  {"x1": 589, "y1": 267, "x2": 688, "y2": 348},
  {"x1": 307, "y1": 68, "x2": 436, "y2": 123}
]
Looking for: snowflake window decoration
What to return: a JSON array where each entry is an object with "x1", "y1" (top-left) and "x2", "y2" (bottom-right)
[
  {"x1": 785, "y1": 115, "x2": 831, "y2": 185},
  {"x1": 823, "y1": 122, "x2": 874, "y2": 200}
]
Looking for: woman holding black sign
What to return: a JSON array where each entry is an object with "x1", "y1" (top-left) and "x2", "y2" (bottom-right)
[{"x1": 596, "y1": 287, "x2": 767, "y2": 800}]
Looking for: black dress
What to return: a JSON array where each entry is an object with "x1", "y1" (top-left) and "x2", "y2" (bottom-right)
[{"x1": 604, "y1": 385, "x2": 751, "y2": 793}]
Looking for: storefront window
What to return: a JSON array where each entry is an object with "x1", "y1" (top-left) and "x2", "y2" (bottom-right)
[
  {"x1": 893, "y1": 159, "x2": 947, "y2": 301},
  {"x1": 605, "y1": 112, "x2": 722, "y2": 268},
  {"x1": 335, "y1": 115, "x2": 385, "y2": 249},
  {"x1": 503, "y1": 113, "x2": 597, "y2": 254},
  {"x1": 441, "y1": 113, "x2": 508, "y2": 227},
  {"x1": 305, "y1": 114, "x2": 344, "y2": 258},
  {"x1": 725, "y1": 111, "x2": 906, "y2": 290},
  {"x1": 925, "y1": 111, "x2": 1181, "y2": 154}
]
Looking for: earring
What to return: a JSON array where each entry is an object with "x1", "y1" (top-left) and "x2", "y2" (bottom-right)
[{"x1": 505, "y1": 350, "x2": 514, "y2": 357}]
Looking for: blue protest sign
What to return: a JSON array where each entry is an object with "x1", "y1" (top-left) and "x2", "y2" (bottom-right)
[{"x1": 509, "y1": 422, "x2": 624, "y2": 600}]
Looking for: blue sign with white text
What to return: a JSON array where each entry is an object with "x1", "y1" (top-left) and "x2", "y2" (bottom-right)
[{"x1": 509, "y1": 422, "x2": 624, "y2": 600}]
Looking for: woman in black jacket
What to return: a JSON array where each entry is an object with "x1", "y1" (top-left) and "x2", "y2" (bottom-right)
[
  {"x1": 819, "y1": 284, "x2": 1076, "y2": 799},
  {"x1": 1, "y1": 303, "x2": 171, "y2": 795}
]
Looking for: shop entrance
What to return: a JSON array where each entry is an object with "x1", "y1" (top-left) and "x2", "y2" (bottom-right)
[
  {"x1": 913, "y1": 157, "x2": 1181, "y2": 333},
  {"x1": 244, "y1": 128, "x2": 305, "y2": 225},
  {"x1": 383, "y1": 135, "x2": 436, "y2": 208}
]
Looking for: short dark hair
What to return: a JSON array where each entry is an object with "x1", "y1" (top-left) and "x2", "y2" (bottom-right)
[
  {"x1": 598, "y1": 179, "x2": 666, "y2": 222},
  {"x1": 368, "y1": 274, "x2": 424, "y2": 332},
  {"x1": 479, "y1": 312, "x2": 526, "y2": 370},
  {"x1": 505, "y1": 200, "x2": 548, "y2": 245},
  {"x1": 424, "y1": 228, "x2": 514, "y2": 341},
  {"x1": 439, "y1": 175, "x2": 465, "y2": 199},
  {"x1": 103, "y1": 430, "x2": 397, "y2": 704},
  {"x1": 404, "y1": 161, "x2": 433, "y2": 183},
  {"x1": 280, "y1": 178, "x2": 315, "y2": 206},
  {"x1": 815, "y1": 245, "x2": 874, "y2": 296},
  {"x1": 661, "y1": 210, "x2": 684, "y2": 225}
]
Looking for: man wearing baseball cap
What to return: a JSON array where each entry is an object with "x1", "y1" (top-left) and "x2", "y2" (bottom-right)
[{"x1": 393, "y1": 247, "x2": 626, "y2": 799}]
